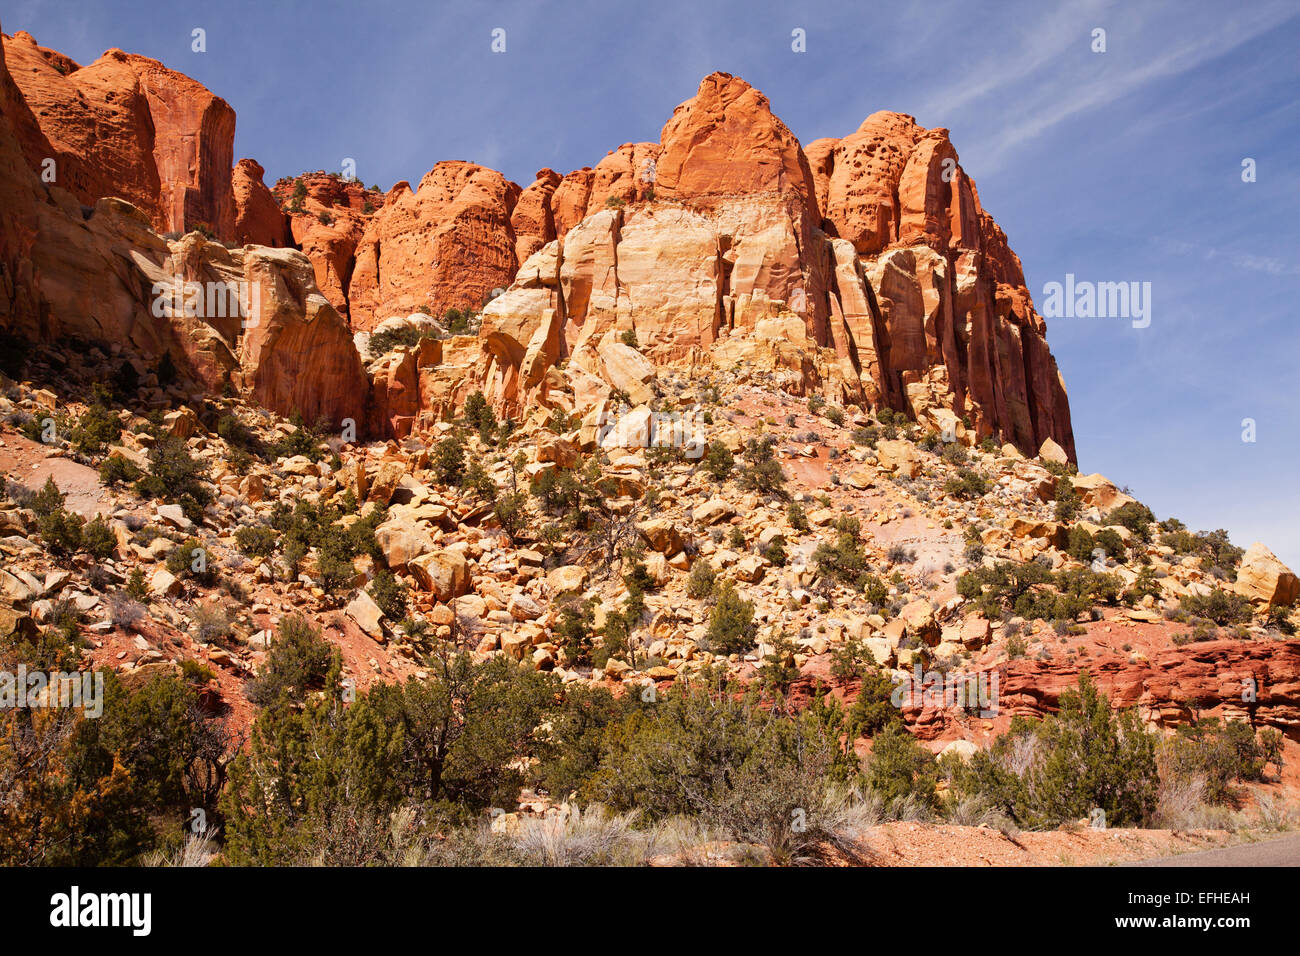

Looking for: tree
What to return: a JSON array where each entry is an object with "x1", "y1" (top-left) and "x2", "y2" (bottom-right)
[
  {"x1": 864, "y1": 723, "x2": 939, "y2": 812},
  {"x1": 704, "y1": 581, "x2": 756, "y2": 654},
  {"x1": 736, "y1": 437, "x2": 787, "y2": 496}
]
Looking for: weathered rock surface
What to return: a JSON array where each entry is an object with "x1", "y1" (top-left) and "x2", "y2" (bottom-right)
[
  {"x1": 232, "y1": 158, "x2": 289, "y2": 248},
  {"x1": 365, "y1": 72, "x2": 1074, "y2": 459},
  {"x1": 271, "y1": 171, "x2": 383, "y2": 320},
  {"x1": 348, "y1": 162, "x2": 520, "y2": 332},
  {"x1": 2, "y1": 30, "x2": 235, "y2": 238},
  {"x1": 1233, "y1": 543, "x2": 1300, "y2": 608}
]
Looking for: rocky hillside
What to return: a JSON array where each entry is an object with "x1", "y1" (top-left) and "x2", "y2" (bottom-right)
[
  {"x1": 1, "y1": 23, "x2": 1070, "y2": 462},
  {"x1": 0, "y1": 21, "x2": 1296, "y2": 867}
]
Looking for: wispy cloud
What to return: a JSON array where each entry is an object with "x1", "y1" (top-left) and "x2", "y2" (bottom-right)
[{"x1": 937, "y1": 1, "x2": 1300, "y2": 171}]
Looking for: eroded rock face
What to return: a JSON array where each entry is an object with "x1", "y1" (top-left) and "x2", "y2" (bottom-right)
[
  {"x1": 232, "y1": 159, "x2": 289, "y2": 248},
  {"x1": 348, "y1": 162, "x2": 521, "y2": 332},
  {"x1": 371, "y1": 72, "x2": 1074, "y2": 461},
  {"x1": 0, "y1": 34, "x2": 365, "y2": 434},
  {"x1": 1, "y1": 32, "x2": 1075, "y2": 459},
  {"x1": 2, "y1": 30, "x2": 235, "y2": 238},
  {"x1": 271, "y1": 171, "x2": 383, "y2": 320}
]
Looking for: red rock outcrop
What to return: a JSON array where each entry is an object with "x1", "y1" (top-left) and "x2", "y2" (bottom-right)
[
  {"x1": 270, "y1": 171, "x2": 383, "y2": 320},
  {"x1": 0, "y1": 32, "x2": 1075, "y2": 457},
  {"x1": 2, "y1": 30, "x2": 235, "y2": 238},
  {"x1": 377, "y1": 72, "x2": 1073, "y2": 460},
  {"x1": 656, "y1": 72, "x2": 816, "y2": 209},
  {"x1": 232, "y1": 158, "x2": 289, "y2": 248},
  {"x1": 347, "y1": 162, "x2": 520, "y2": 332},
  {"x1": 0, "y1": 24, "x2": 363, "y2": 426},
  {"x1": 512, "y1": 168, "x2": 561, "y2": 265},
  {"x1": 0, "y1": 21, "x2": 43, "y2": 339}
]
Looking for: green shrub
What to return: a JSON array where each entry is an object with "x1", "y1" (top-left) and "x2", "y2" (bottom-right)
[
  {"x1": 1179, "y1": 588, "x2": 1252, "y2": 626},
  {"x1": 736, "y1": 438, "x2": 786, "y2": 496},
  {"x1": 81, "y1": 515, "x2": 116, "y2": 560},
  {"x1": 432, "y1": 429, "x2": 467, "y2": 486},
  {"x1": 686, "y1": 559, "x2": 716, "y2": 599},
  {"x1": 1054, "y1": 478, "x2": 1080, "y2": 522},
  {"x1": 864, "y1": 723, "x2": 938, "y2": 812},
  {"x1": 235, "y1": 525, "x2": 278, "y2": 558},
  {"x1": 368, "y1": 569, "x2": 409, "y2": 620},
  {"x1": 245, "y1": 614, "x2": 335, "y2": 708},
  {"x1": 702, "y1": 441, "x2": 734, "y2": 480},
  {"x1": 945, "y1": 674, "x2": 1158, "y2": 828},
  {"x1": 944, "y1": 468, "x2": 988, "y2": 500},
  {"x1": 99, "y1": 455, "x2": 142, "y2": 486},
  {"x1": 704, "y1": 582, "x2": 756, "y2": 654}
]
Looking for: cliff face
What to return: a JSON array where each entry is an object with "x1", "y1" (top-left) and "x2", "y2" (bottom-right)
[
  {"x1": 0, "y1": 28, "x2": 1073, "y2": 459},
  {"x1": 2, "y1": 30, "x2": 235, "y2": 238},
  {"x1": 378, "y1": 72, "x2": 1074, "y2": 458},
  {"x1": 0, "y1": 22, "x2": 365, "y2": 429}
]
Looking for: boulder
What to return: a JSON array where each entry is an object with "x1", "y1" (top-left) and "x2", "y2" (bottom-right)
[
  {"x1": 409, "y1": 550, "x2": 470, "y2": 601},
  {"x1": 1233, "y1": 543, "x2": 1300, "y2": 608}
]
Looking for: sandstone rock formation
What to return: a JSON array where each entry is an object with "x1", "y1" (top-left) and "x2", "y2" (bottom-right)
[
  {"x1": 347, "y1": 162, "x2": 521, "y2": 332},
  {"x1": 1233, "y1": 542, "x2": 1300, "y2": 608},
  {"x1": 0, "y1": 22, "x2": 363, "y2": 427},
  {"x1": 2, "y1": 30, "x2": 236, "y2": 238},
  {"x1": 271, "y1": 171, "x2": 384, "y2": 319},
  {"x1": 232, "y1": 159, "x2": 289, "y2": 248},
  {"x1": 372, "y1": 72, "x2": 1074, "y2": 460},
  {"x1": 1, "y1": 30, "x2": 1076, "y2": 458}
]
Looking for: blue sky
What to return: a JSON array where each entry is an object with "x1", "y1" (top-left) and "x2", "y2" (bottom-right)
[{"x1": 8, "y1": 0, "x2": 1300, "y2": 567}]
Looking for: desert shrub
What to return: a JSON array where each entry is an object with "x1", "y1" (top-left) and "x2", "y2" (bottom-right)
[
  {"x1": 37, "y1": 504, "x2": 84, "y2": 558},
  {"x1": 224, "y1": 650, "x2": 555, "y2": 863},
  {"x1": 191, "y1": 602, "x2": 232, "y2": 642},
  {"x1": 703, "y1": 582, "x2": 756, "y2": 654},
  {"x1": 99, "y1": 454, "x2": 142, "y2": 486},
  {"x1": 81, "y1": 515, "x2": 116, "y2": 560},
  {"x1": 946, "y1": 674, "x2": 1158, "y2": 828},
  {"x1": 1179, "y1": 589, "x2": 1252, "y2": 626},
  {"x1": 463, "y1": 390, "x2": 497, "y2": 443},
  {"x1": 368, "y1": 569, "x2": 409, "y2": 620},
  {"x1": 165, "y1": 537, "x2": 218, "y2": 586},
  {"x1": 864, "y1": 723, "x2": 939, "y2": 813},
  {"x1": 269, "y1": 413, "x2": 326, "y2": 462},
  {"x1": 245, "y1": 614, "x2": 335, "y2": 708},
  {"x1": 578, "y1": 672, "x2": 857, "y2": 862},
  {"x1": 847, "y1": 667, "x2": 904, "y2": 737},
  {"x1": 432, "y1": 429, "x2": 467, "y2": 486},
  {"x1": 1160, "y1": 719, "x2": 1272, "y2": 807},
  {"x1": 135, "y1": 435, "x2": 212, "y2": 523},
  {"x1": 554, "y1": 598, "x2": 597, "y2": 665},
  {"x1": 813, "y1": 528, "x2": 871, "y2": 589},
  {"x1": 736, "y1": 437, "x2": 786, "y2": 496},
  {"x1": 71, "y1": 389, "x2": 122, "y2": 454},
  {"x1": 1066, "y1": 525, "x2": 1095, "y2": 563},
  {"x1": 369, "y1": 324, "x2": 437, "y2": 356},
  {"x1": 1054, "y1": 478, "x2": 1080, "y2": 522},
  {"x1": 686, "y1": 559, "x2": 717, "y2": 599},
  {"x1": 1106, "y1": 501, "x2": 1156, "y2": 541},
  {"x1": 235, "y1": 525, "x2": 278, "y2": 558},
  {"x1": 787, "y1": 501, "x2": 809, "y2": 532},
  {"x1": 943, "y1": 468, "x2": 988, "y2": 500},
  {"x1": 701, "y1": 441, "x2": 734, "y2": 480}
]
